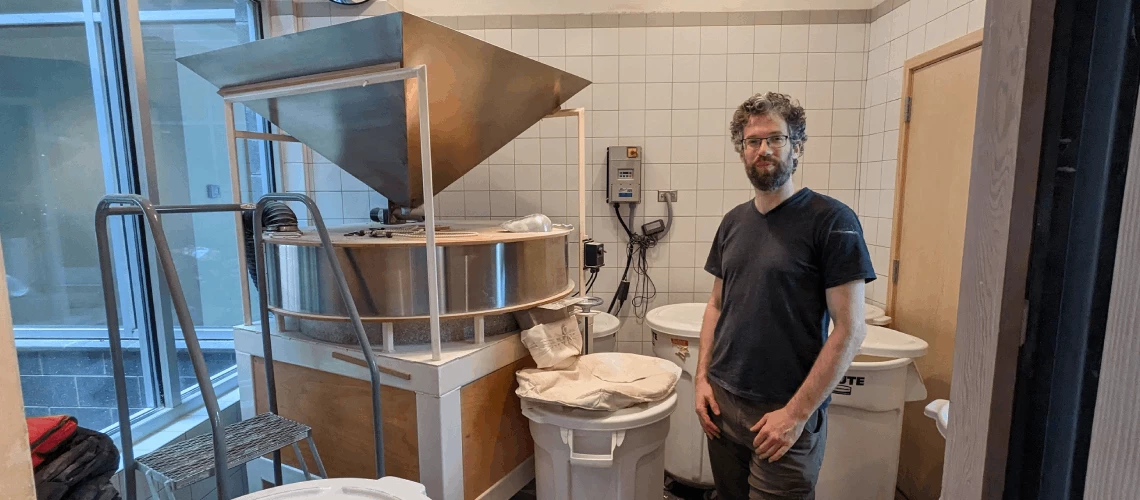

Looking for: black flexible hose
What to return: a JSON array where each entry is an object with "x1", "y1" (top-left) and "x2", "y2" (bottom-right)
[{"x1": 242, "y1": 201, "x2": 299, "y2": 288}]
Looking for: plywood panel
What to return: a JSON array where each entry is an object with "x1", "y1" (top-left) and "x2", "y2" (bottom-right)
[
  {"x1": 461, "y1": 357, "x2": 536, "y2": 500},
  {"x1": 890, "y1": 36, "x2": 982, "y2": 500},
  {"x1": 1083, "y1": 92, "x2": 1140, "y2": 500},
  {"x1": 943, "y1": 0, "x2": 1055, "y2": 496},
  {"x1": 251, "y1": 357, "x2": 420, "y2": 481},
  {"x1": 0, "y1": 237, "x2": 36, "y2": 500}
]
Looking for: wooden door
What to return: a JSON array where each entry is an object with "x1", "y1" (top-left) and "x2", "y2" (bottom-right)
[{"x1": 888, "y1": 31, "x2": 983, "y2": 500}]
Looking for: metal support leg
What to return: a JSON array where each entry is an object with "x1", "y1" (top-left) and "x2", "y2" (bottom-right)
[
  {"x1": 306, "y1": 436, "x2": 328, "y2": 480},
  {"x1": 383, "y1": 322, "x2": 394, "y2": 353},
  {"x1": 96, "y1": 206, "x2": 137, "y2": 500},
  {"x1": 474, "y1": 315, "x2": 485, "y2": 344},
  {"x1": 291, "y1": 442, "x2": 312, "y2": 481},
  {"x1": 142, "y1": 470, "x2": 168, "y2": 500},
  {"x1": 414, "y1": 65, "x2": 443, "y2": 363},
  {"x1": 251, "y1": 200, "x2": 283, "y2": 486}
]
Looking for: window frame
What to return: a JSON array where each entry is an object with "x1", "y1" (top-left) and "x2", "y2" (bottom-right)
[{"x1": 3, "y1": 0, "x2": 269, "y2": 441}]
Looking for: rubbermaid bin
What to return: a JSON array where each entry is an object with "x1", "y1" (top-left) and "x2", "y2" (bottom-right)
[
  {"x1": 864, "y1": 304, "x2": 892, "y2": 326},
  {"x1": 522, "y1": 393, "x2": 678, "y2": 500},
  {"x1": 583, "y1": 312, "x2": 620, "y2": 353},
  {"x1": 817, "y1": 325, "x2": 930, "y2": 500},
  {"x1": 235, "y1": 477, "x2": 431, "y2": 500},
  {"x1": 646, "y1": 303, "x2": 714, "y2": 487}
]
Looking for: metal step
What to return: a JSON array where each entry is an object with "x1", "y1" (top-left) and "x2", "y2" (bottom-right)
[{"x1": 136, "y1": 413, "x2": 311, "y2": 490}]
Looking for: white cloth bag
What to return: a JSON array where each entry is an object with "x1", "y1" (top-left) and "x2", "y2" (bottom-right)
[
  {"x1": 516, "y1": 353, "x2": 681, "y2": 411},
  {"x1": 519, "y1": 315, "x2": 582, "y2": 369}
]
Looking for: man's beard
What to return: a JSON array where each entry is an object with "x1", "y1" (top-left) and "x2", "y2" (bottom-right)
[{"x1": 745, "y1": 154, "x2": 795, "y2": 192}]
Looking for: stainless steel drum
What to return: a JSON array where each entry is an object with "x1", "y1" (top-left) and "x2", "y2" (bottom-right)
[{"x1": 264, "y1": 222, "x2": 572, "y2": 323}]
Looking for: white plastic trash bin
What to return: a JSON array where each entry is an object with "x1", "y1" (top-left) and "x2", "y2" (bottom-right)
[
  {"x1": 817, "y1": 325, "x2": 930, "y2": 500},
  {"x1": 235, "y1": 477, "x2": 431, "y2": 500},
  {"x1": 925, "y1": 399, "x2": 950, "y2": 500},
  {"x1": 522, "y1": 392, "x2": 678, "y2": 500},
  {"x1": 584, "y1": 312, "x2": 620, "y2": 353},
  {"x1": 864, "y1": 304, "x2": 892, "y2": 326},
  {"x1": 646, "y1": 303, "x2": 715, "y2": 487}
]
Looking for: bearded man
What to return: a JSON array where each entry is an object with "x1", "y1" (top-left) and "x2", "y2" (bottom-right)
[{"x1": 694, "y1": 92, "x2": 877, "y2": 499}]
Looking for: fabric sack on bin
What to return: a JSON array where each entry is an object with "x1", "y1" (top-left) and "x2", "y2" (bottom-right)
[
  {"x1": 516, "y1": 352, "x2": 681, "y2": 411},
  {"x1": 520, "y1": 315, "x2": 583, "y2": 369}
]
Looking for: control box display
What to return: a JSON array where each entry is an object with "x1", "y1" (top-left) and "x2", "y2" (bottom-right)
[{"x1": 606, "y1": 146, "x2": 642, "y2": 204}]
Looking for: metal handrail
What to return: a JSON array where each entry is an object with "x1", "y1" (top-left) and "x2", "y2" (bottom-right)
[
  {"x1": 252, "y1": 193, "x2": 387, "y2": 481},
  {"x1": 96, "y1": 195, "x2": 248, "y2": 500},
  {"x1": 95, "y1": 192, "x2": 385, "y2": 499}
]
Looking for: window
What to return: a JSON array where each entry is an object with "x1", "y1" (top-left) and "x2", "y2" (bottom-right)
[{"x1": 2, "y1": 0, "x2": 268, "y2": 436}]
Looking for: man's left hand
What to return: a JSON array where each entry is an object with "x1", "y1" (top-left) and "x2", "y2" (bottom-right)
[{"x1": 750, "y1": 407, "x2": 808, "y2": 462}]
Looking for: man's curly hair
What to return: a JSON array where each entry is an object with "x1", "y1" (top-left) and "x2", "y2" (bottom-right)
[{"x1": 729, "y1": 92, "x2": 808, "y2": 163}]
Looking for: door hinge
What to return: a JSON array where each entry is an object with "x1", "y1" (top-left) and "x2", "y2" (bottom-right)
[
  {"x1": 891, "y1": 259, "x2": 900, "y2": 284},
  {"x1": 904, "y1": 97, "x2": 912, "y2": 123}
]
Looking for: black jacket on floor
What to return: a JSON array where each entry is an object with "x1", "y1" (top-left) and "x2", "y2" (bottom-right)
[{"x1": 35, "y1": 427, "x2": 121, "y2": 500}]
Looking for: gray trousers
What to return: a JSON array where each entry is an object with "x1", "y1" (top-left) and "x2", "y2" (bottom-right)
[{"x1": 706, "y1": 381, "x2": 827, "y2": 500}]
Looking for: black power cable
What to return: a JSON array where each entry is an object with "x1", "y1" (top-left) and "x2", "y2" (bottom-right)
[
  {"x1": 606, "y1": 202, "x2": 668, "y2": 319},
  {"x1": 584, "y1": 268, "x2": 599, "y2": 294}
]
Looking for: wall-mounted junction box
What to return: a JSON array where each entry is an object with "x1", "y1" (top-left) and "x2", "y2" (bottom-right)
[{"x1": 606, "y1": 146, "x2": 642, "y2": 204}]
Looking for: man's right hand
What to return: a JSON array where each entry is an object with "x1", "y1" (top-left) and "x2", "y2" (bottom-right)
[{"x1": 695, "y1": 377, "x2": 721, "y2": 439}]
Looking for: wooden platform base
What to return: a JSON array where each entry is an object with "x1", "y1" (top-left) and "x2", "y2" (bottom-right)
[{"x1": 236, "y1": 327, "x2": 536, "y2": 500}]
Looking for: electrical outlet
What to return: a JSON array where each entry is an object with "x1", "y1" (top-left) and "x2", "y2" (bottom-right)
[{"x1": 657, "y1": 190, "x2": 678, "y2": 202}]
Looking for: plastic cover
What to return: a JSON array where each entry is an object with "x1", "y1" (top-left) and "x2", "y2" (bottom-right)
[
  {"x1": 859, "y1": 325, "x2": 929, "y2": 358},
  {"x1": 645, "y1": 303, "x2": 705, "y2": 339},
  {"x1": 235, "y1": 477, "x2": 431, "y2": 500}
]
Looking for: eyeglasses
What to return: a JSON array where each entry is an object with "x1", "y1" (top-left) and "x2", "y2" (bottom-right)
[{"x1": 741, "y1": 135, "x2": 790, "y2": 150}]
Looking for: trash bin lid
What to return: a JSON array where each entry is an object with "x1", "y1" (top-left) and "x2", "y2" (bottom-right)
[
  {"x1": 590, "y1": 312, "x2": 620, "y2": 338},
  {"x1": 865, "y1": 304, "x2": 891, "y2": 323},
  {"x1": 865, "y1": 304, "x2": 885, "y2": 319},
  {"x1": 236, "y1": 477, "x2": 431, "y2": 500},
  {"x1": 645, "y1": 303, "x2": 705, "y2": 339},
  {"x1": 859, "y1": 324, "x2": 928, "y2": 358}
]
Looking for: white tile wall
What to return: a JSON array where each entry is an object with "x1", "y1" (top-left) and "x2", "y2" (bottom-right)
[
  {"x1": 858, "y1": 0, "x2": 986, "y2": 306},
  {"x1": 458, "y1": 18, "x2": 871, "y2": 353},
  {"x1": 271, "y1": 0, "x2": 989, "y2": 348}
]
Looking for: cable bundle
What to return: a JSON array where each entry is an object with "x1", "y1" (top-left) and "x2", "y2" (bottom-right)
[{"x1": 607, "y1": 201, "x2": 671, "y2": 319}]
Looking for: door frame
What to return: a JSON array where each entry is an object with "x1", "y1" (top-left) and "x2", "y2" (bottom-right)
[
  {"x1": 943, "y1": 0, "x2": 1056, "y2": 496},
  {"x1": 886, "y1": 29, "x2": 984, "y2": 314}
]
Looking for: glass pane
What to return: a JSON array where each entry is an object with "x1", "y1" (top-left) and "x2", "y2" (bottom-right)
[
  {"x1": 2, "y1": 1, "x2": 161, "y2": 431},
  {"x1": 139, "y1": 1, "x2": 261, "y2": 391},
  {"x1": 0, "y1": 1, "x2": 84, "y2": 14}
]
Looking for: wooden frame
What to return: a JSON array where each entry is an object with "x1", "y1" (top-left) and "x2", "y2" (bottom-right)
[
  {"x1": 886, "y1": 29, "x2": 984, "y2": 313},
  {"x1": 233, "y1": 324, "x2": 537, "y2": 499},
  {"x1": 942, "y1": 0, "x2": 1056, "y2": 497},
  {"x1": 0, "y1": 239, "x2": 36, "y2": 499}
]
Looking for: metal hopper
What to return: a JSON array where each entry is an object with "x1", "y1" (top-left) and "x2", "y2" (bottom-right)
[{"x1": 177, "y1": 12, "x2": 590, "y2": 208}]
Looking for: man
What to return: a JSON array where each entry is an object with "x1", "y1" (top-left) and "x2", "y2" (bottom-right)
[{"x1": 695, "y1": 92, "x2": 875, "y2": 499}]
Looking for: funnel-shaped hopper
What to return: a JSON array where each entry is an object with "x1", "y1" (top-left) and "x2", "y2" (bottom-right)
[{"x1": 178, "y1": 12, "x2": 590, "y2": 208}]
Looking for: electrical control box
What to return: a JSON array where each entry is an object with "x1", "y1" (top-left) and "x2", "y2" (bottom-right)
[
  {"x1": 606, "y1": 146, "x2": 642, "y2": 204},
  {"x1": 583, "y1": 239, "x2": 605, "y2": 269}
]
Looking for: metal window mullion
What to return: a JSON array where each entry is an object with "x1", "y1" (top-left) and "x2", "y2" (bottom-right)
[
  {"x1": 0, "y1": 9, "x2": 237, "y2": 27},
  {"x1": 90, "y1": 0, "x2": 166, "y2": 411},
  {"x1": 85, "y1": 0, "x2": 140, "y2": 339},
  {"x1": 111, "y1": 0, "x2": 181, "y2": 409}
]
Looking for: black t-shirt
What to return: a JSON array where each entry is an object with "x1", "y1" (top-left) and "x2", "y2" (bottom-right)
[{"x1": 704, "y1": 188, "x2": 876, "y2": 406}]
